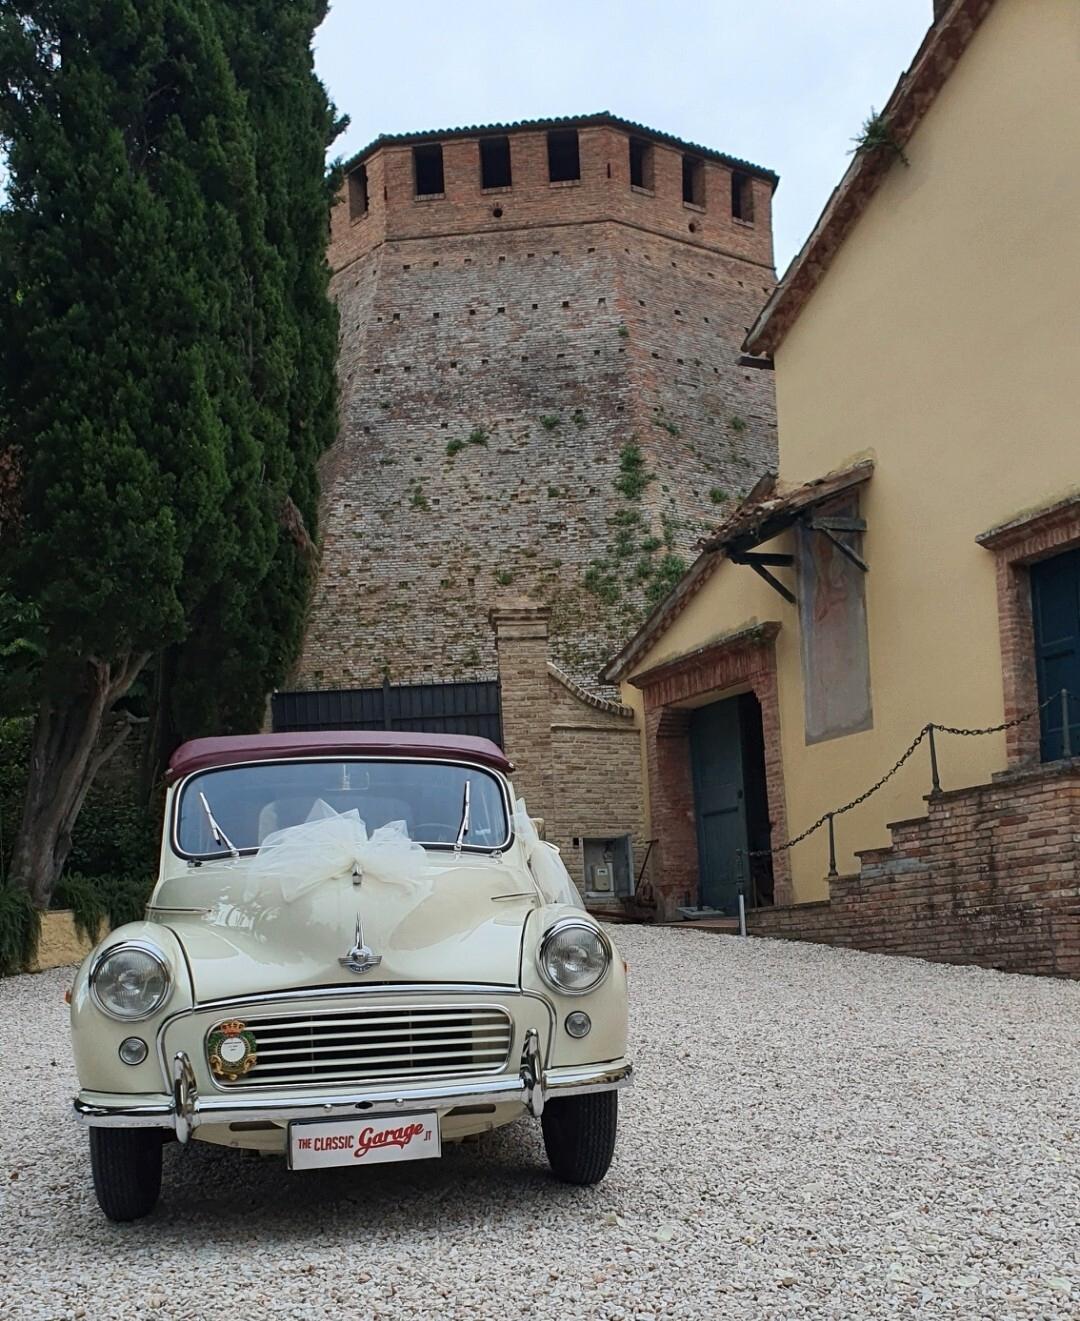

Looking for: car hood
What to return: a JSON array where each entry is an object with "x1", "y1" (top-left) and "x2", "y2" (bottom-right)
[{"x1": 155, "y1": 858, "x2": 539, "y2": 1004}]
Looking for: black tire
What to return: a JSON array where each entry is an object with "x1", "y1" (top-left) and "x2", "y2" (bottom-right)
[
  {"x1": 89, "y1": 1128, "x2": 163, "y2": 1222},
  {"x1": 541, "y1": 1091, "x2": 618, "y2": 1186}
]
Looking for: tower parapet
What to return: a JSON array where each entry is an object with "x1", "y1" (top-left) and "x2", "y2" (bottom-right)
[{"x1": 330, "y1": 113, "x2": 776, "y2": 274}]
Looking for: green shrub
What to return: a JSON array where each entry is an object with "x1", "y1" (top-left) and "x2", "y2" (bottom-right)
[
  {"x1": 645, "y1": 553, "x2": 688, "y2": 604},
  {"x1": 446, "y1": 437, "x2": 466, "y2": 457},
  {"x1": 468, "y1": 426, "x2": 489, "y2": 446},
  {"x1": 55, "y1": 872, "x2": 153, "y2": 936},
  {"x1": 615, "y1": 443, "x2": 652, "y2": 500},
  {"x1": 571, "y1": 409, "x2": 587, "y2": 429},
  {"x1": 584, "y1": 561, "x2": 620, "y2": 605},
  {"x1": 709, "y1": 487, "x2": 729, "y2": 504},
  {"x1": 539, "y1": 415, "x2": 559, "y2": 432},
  {"x1": 493, "y1": 569, "x2": 514, "y2": 586},
  {"x1": 616, "y1": 324, "x2": 629, "y2": 339},
  {"x1": 0, "y1": 885, "x2": 40, "y2": 975}
]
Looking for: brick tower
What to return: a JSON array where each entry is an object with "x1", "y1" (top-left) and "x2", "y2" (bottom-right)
[{"x1": 297, "y1": 113, "x2": 778, "y2": 697}]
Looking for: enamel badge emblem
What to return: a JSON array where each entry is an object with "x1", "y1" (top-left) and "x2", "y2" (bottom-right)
[{"x1": 207, "y1": 1020, "x2": 257, "y2": 1081}]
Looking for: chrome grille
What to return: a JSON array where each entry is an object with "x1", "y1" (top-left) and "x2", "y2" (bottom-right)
[{"x1": 212, "y1": 1004, "x2": 513, "y2": 1088}]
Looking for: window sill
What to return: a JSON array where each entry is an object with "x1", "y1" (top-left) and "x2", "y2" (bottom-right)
[
  {"x1": 414, "y1": 192, "x2": 445, "y2": 203},
  {"x1": 630, "y1": 184, "x2": 655, "y2": 197},
  {"x1": 481, "y1": 185, "x2": 513, "y2": 195},
  {"x1": 549, "y1": 178, "x2": 581, "y2": 189},
  {"x1": 349, "y1": 213, "x2": 370, "y2": 227},
  {"x1": 682, "y1": 200, "x2": 706, "y2": 214},
  {"x1": 732, "y1": 216, "x2": 755, "y2": 228}
]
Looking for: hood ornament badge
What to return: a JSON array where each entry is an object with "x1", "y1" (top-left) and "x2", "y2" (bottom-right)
[{"x1": 339, "y1": 912, "x2": 382, "y2": 975}]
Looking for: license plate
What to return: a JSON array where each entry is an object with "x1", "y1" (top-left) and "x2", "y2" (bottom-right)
[{"x1": 288, "y1": 1112, "x2": 441, "y2": 1170}]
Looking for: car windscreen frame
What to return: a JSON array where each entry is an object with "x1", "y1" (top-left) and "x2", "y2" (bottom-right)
[{"x1": 170, "y1": 756, "x2": 515, "y2": 862}]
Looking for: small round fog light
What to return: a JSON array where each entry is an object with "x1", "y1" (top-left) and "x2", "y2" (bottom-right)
[
  {"x1": 565, "y1": 1011, "x2": 591, "y2": 1039},
  {"x1": 118, "y1": 1036, "x2": 148, "y2": 1066}
]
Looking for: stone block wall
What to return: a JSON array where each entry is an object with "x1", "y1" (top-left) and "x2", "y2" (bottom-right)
[{"x1": 748, "y1": 761, "x2": 1080, "y2": 977}]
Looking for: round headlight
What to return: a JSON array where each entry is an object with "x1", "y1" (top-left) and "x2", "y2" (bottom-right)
[
  {"x1": 90, "y1": 944, "x2": 171, "y2": 1021},
  {"x1": 538, "y1": 921, "x2": 611, "y2": 996}
]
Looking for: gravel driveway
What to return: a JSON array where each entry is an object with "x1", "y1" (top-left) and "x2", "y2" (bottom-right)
[{"x1": 2, "y1": 927, "x2": 1079, "y2": 1320}]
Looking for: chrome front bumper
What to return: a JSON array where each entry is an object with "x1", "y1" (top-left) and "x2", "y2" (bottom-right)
[{"x1": 73, "y1": 1031, "x2": 633, "y2": 1141}]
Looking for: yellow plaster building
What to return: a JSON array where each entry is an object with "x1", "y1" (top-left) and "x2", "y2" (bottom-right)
[{"x1": 604, "y1": 0, "x2": 1080, "y2": 924}]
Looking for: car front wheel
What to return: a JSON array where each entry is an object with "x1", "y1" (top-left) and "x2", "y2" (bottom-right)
[
  {"x1": 89, "y1": 1128, "x2": 163, "y2": 1222},
  {"x1": 541, "y1": 1091, "x2": 618, "y2": 1185}
]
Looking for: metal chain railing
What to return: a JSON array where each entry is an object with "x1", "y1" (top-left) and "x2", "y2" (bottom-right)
[{"x1": 740, "y1": 686, "x2": 1078, "y2": 893}]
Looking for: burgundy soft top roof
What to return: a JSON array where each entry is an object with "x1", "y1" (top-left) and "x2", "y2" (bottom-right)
[{"x1": 165, "y1": 731, "x2": 514, "y2": 784}]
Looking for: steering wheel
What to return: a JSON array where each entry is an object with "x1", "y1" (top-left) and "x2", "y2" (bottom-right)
[{"x1": 413, "y1": 822, "x2": 457, "y2": 844}]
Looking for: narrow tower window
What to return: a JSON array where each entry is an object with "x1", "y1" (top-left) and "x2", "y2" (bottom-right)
[
  {"x1": 731, "y1": 170, "x2": 754, "y2": 222},
  {"x1": 547, "y1": 129, "x2": 580, "y2": 183},
  {"x1": 628, "y1": 137, "x2": 654, "y2": 190},
  {"x1": 348, "y1": 164, "x2": 369, "y2": 220},
  {"x1": 682, "y1": 155, "x2": 704, "y2": 206},
  {"x1": 413, "y1": 143, "x2": 444, "y2": 197},
  {"x1": 480, "y1": 136, "x2": 512, "y2": 189}
]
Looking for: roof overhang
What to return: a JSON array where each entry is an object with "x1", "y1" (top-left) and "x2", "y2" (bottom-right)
[{"x1": 743, "y1": 0, "x2": 996, "y2": 359}]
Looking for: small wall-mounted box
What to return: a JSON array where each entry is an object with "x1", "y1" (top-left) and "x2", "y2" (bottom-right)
[{"x1": 582, "y1": 835, "x2": 634, "y2": 900}]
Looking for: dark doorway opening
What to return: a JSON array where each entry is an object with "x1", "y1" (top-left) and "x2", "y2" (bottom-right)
[
  {"x1": 413, "y1": 143, "x2": 444, "y2": 196},
  {"x1": 547, "y1": 129, "x2": 580, "y2": 182},
  {"x1": 480, "y1": 136, "x2": 512, "y2": 189},
  {"x1": 688, "y1": 692, "x2": 773, "y2": 914},
  {"x1": 1031, "y1": 546, "x2": 1080, "y2": 761}
]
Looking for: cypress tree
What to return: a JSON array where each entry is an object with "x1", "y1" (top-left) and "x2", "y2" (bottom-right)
[
  {"x1": 145, "y1": 0, "x2": 344, "y2": 773},
  {"x1": 0, "y1": 0, "x2": 342, "y2": 905}
]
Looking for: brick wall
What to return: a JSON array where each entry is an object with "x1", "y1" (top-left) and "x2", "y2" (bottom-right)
[
  {"x1": 547, "y1": 663, "x2": 645, "y2": 891},
  {"x1": 748, "y1": 762, "x2": 1080, "y2": 977},
  {"x1": 331, "y1": 125, "x2": 775, "y2": 272},
  {"x1": 489, "y1": 605, "x2": 644, "y2": 895},
  {"x1": 296, "y1": 121, "x2": 777, "y2": 696}
]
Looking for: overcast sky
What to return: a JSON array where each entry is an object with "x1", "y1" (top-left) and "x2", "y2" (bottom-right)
[{"x1": 314, "y1": 0, "x2": 932, "y2": 273}]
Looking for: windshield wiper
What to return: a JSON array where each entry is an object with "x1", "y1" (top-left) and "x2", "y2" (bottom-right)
[
  {"x1": 199, "y1": 791, "x2": 239, "y2": 859},
  {"x1": 453, "y1": 779, "x2": 471, "y2": 852}
]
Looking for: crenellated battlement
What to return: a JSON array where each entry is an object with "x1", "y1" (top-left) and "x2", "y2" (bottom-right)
[{"x1": 330, "y1": 114, "x2": 777, "y2": 274}]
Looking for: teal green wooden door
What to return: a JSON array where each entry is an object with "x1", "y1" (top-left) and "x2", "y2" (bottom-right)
[
  {"x1": 1032, "y1": 547, "x2": 1080, "y2": 761},
  {"x1": 689, "y1": 698, "x2": 749, "y2": 914}
]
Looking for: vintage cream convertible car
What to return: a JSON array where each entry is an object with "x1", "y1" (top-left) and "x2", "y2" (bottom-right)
[{"x1": 71, "y1": 732, "x2": 632, "y2": 1221}]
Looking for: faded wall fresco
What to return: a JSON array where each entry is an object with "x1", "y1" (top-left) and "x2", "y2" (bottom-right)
[{"x1": 796, "y1": 497, "x2": 873, "y2": 743}]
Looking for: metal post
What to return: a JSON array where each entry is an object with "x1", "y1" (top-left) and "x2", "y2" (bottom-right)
[
  {"x1": 827, "y1": 813, "x2": 838, "y2": 878},
  {"x1": 928, "y1": 723, "x2": 942, "y2": 797},
  {"x1": 736, "y1": 849, "x2": 747, "y2": 937},
  {"x1": 1063, "y1": 689, "x2": 1073, "y2": 760}
]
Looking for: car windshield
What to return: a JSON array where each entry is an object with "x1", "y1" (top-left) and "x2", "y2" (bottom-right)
[{"x1": 175, "y1": 759, "x2": 510, "y2": 858}]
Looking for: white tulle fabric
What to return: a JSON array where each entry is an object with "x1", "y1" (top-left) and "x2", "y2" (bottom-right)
[
  {"x1": 243, "y1": 800, "x2": 430, "y2": 903},
  {"x1": 513, "y1": 799, "x2": 584, "y2": 909}
]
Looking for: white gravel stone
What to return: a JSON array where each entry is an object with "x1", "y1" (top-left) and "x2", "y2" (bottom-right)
[{"x1": 2, "y1": 928, "x2": 1080, "y2": 1320}]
